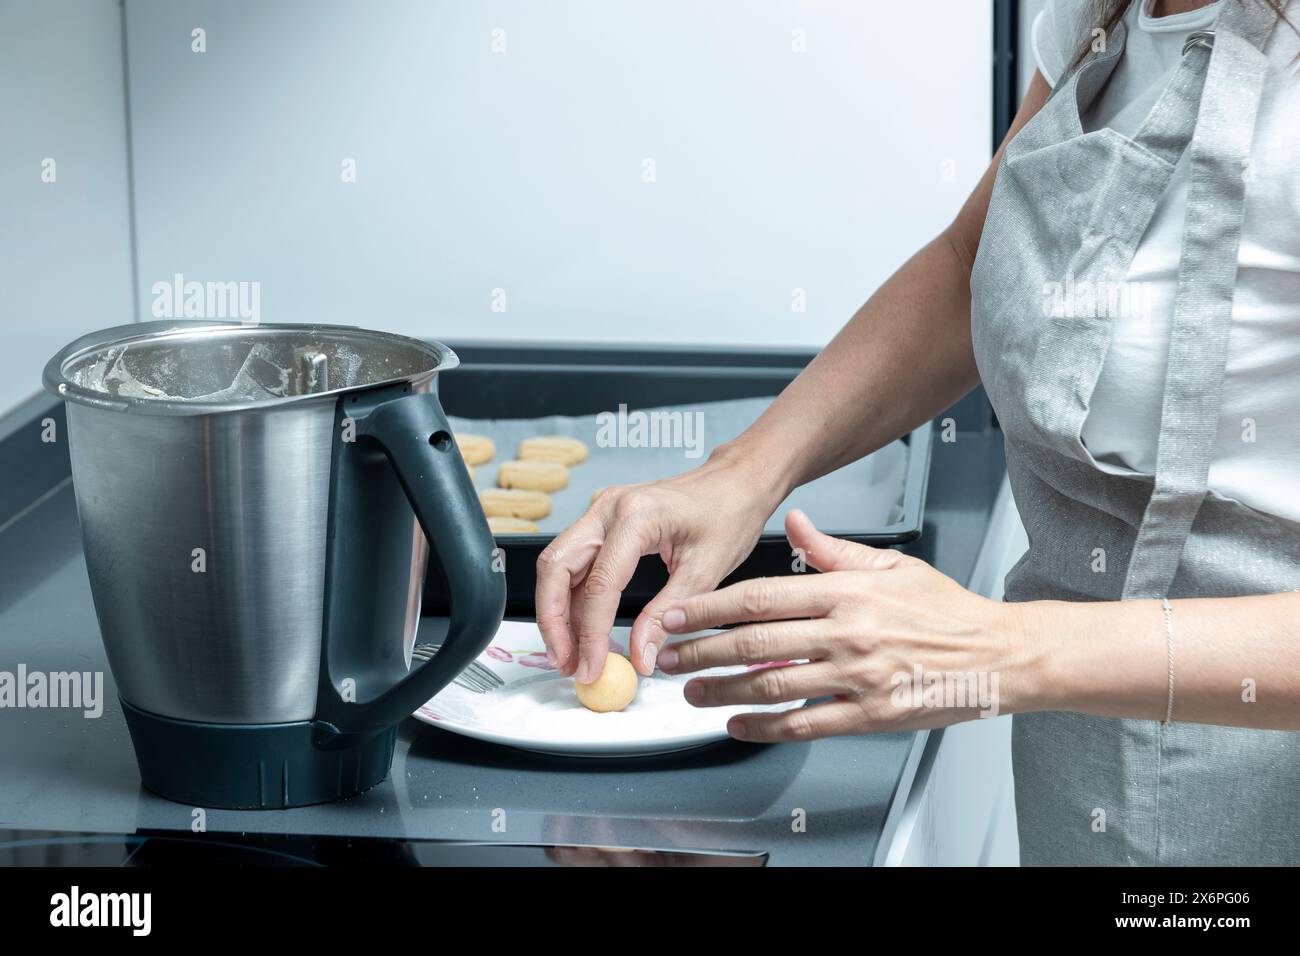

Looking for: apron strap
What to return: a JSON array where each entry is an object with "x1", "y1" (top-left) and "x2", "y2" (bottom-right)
[
  {"x1": 1225, "y1": 0, "x2": 1288, "y2": 48},
  {"x1": 1132, "y1": 42, "x2": 1213, "y2": 167},
  {"x1": 1121, "y1": 1, "x2": 1278, "y2": 600}
]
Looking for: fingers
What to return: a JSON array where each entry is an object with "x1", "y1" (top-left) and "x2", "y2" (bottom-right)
[
  {"x1": 682, "y1": 662, "x2": 849, "y2": 707},
  {"x1": 657, "y1": 620, "x2": 827, "y2": 674},
  {"x1": 785, "y1": 508, "x2": 902, "y2": 573},
  {"x1": 535, "y1": 511, "x2": 606, "y2": 676},
  {"x1": 573, "y1": 504, "x2": 663, "y2": 683},
  {"x1": 661, "y1": 574, "x2": 833, "y2": 633},
  {"x1": 563, "y1": 579, "x2": 587, "y2": 677},
  {"x1": 727, "y1": 700, "x2": 865, "y2": 743},
  {"x1": 629, "y1": 565, "x2": 719, "y2": 676}
]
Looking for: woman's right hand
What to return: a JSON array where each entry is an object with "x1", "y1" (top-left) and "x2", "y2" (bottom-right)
[{"x1": 536, "y1": 449, "x2": 783, "y2": 684}]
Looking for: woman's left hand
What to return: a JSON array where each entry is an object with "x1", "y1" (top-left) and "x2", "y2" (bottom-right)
[{"x1": 655, "y1": 509, "x2": 1039, "y2": 742}]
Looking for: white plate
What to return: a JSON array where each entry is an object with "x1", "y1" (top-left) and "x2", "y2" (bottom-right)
[{"x1": 412, "y1": 621, "x2": 806, "y2": 757}]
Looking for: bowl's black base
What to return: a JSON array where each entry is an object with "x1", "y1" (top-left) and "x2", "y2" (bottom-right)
[{"x1": 120, "y1": 698, "x2": 397, "y2": 810}]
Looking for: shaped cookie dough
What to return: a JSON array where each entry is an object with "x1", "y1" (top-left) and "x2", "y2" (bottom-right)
[
  {"x1": 518, "y1": 435, "x2": 589, "y2": 466},
  {"x1": 479, "y1": 488, "x2": 551, "y2": 521},
  {"x1": 498, "y1": 459, "x2": 569, "y2": 492},
  {"x1": 456, "y1": 433, "x2": 496, "y2": 466},
  {"x1": 486, "y1": 515, "x2": 540, "y2": 534}
]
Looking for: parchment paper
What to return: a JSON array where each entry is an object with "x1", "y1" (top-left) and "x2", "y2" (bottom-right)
[{"x1": 448, "y1": 396, "x2": 908, "y2": 536}]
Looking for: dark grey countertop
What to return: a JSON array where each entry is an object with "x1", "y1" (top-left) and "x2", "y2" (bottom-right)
[{"x1": 0, "y1": 390, "x2": 1004, "y2": 866}]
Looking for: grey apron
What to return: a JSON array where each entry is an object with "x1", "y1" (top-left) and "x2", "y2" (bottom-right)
[{"x1": 971, "y1": 0, "x2": 1300, "y2": 865}]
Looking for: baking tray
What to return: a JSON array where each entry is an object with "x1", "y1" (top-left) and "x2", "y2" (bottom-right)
[{"x1": 427, "y1": 340, "x2": 932, "y2": 618}]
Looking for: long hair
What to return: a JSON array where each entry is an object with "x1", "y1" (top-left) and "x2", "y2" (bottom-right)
[{"x1": 1068, "y1": 0, "x2": 1293, "y2": 71}]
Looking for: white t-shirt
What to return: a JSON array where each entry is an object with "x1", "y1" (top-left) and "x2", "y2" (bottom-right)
[{"x1": 1031, "y1": 0, "x2": 1300, "y2": 524}]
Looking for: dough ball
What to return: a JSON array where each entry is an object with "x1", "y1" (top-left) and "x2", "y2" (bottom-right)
[
  {"x1": 497, "y1": 459, "x2": 570, "y2": 492},
  {"x1": 456, "y1": 433, "x2": 496, "y2": 466},
  {"x1": 574, "y1": 653, "x2": 638, "y2": 713},
  {"x1": 519, "y1": 435, "x2": 589, "y2": 465}
]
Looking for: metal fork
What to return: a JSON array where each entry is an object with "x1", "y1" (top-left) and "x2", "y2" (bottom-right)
[{"x1": 412, "y1": 643, "x2": 504, "y2": 694}]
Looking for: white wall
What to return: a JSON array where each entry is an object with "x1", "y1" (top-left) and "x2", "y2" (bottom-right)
[
  {"x1": 124, "y1": 0, "x2": 993, "y2": 348},
  {"x1": 0, "y1": 0, "x2": 998, "y2": 414},
  {"x1": 0, "y1": 0, "x2": 135, "y2": 412}
]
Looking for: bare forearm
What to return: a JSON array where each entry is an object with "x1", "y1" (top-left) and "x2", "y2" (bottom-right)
[
  {"x1": 1014, "y1": 593, "x2": 1300, "y2": 729},
  {"x1": 711, "y1": 231, "x2": 982, "y2": 505}
]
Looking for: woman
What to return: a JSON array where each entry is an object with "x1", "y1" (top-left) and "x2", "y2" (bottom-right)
[{"x1": 536, "y1": 0, "x2": 1300, "y2": 866}]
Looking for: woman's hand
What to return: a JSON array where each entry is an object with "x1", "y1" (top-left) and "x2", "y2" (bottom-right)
[
  {"x1": 536, "y1": 447, "x2": 787, "y2": 684},
  {"x1": 656, "y1": 510, "x2": 1039, "y2": 741}
]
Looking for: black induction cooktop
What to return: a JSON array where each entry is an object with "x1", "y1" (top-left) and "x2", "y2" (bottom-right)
[{"x1": 0, "y1": 829, "x2": 767, "y2": 867}]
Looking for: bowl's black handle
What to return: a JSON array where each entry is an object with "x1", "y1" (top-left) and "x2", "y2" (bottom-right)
[{"x1": 315, "y1": 385, "x2": 504, "y2": 740}]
